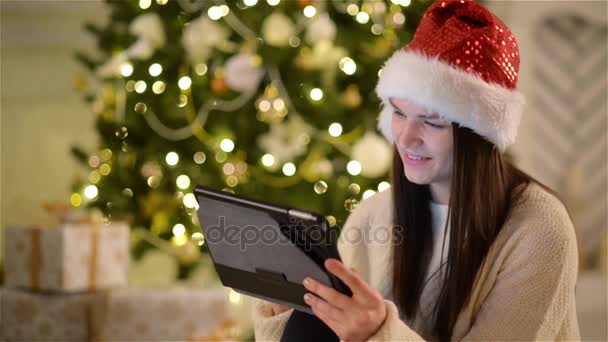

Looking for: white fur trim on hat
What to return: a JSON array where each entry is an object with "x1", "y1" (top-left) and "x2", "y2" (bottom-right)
[{"x1": 375, "y1": 49, "x2": 525, "y2": 152}]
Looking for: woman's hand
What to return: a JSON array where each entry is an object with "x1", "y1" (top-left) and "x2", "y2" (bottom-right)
[{"x1": 302, "y1": 258, "x2": 388, "y2": 341}]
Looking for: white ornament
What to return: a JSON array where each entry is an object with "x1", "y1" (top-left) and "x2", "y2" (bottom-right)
[
  {"x1": 351, "y1": 131, "x2": 393, "y2": 178},
  {"x1": 261, "y1": 12, "x2": 295, "y2": 47},
  {"x1": 96, "y1": 53, "x2": 128, "y2": 78},
  {"x1": 182, "y1": 15, "x2": 231, "y2": 65},
  {"x1": 224, "y1": 53, "x2": 264, "y2": 93},
  {"x1": 306, "y1": 13, "x2": 336, "y2": 44},
  {"x1": 128, "y1": 13, "x2": 166, "y2": 59},
  {"x1": 258, "y1": 115, "x2": 315, "y2": 165}
]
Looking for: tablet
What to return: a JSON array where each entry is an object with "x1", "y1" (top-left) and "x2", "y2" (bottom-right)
[{"x1": 194, "y1": 185, "x2": 352, "y2": 314}]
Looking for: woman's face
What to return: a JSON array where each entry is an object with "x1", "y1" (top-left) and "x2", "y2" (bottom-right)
[{"x1": 390, "y1": 97, "x2": 454, "y2": 189}]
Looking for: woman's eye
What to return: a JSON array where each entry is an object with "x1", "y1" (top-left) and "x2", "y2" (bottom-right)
[
  {"x1": 393, "y1": 110, "x2": 406, "y2": 117},
  {"x1": 425, "y1": 121, "x2": 446, "y2": 129}
]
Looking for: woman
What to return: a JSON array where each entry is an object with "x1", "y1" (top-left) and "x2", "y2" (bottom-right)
[{"x1": 251, "y1": 0, "x2": 580, "y2": 341}]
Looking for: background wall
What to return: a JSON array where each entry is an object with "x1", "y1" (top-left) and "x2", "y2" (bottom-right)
[{"x1": 1, "y1": 1, "x2": 105, "y2": 229}]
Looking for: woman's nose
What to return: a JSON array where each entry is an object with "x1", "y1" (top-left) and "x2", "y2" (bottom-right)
[{"x1": 396, "y1": 120, "x2": 423, "y2": 147}]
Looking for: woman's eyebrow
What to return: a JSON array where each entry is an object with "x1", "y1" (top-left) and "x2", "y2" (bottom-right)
[{"x1": 388, "y1": 98, "x2": 442, "y2": 119}]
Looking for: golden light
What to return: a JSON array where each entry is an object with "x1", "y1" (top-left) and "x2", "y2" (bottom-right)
[
  {"x1": 356, "y1": 12, "x2": 370, "y2": 24},
  {"x1": 172, "y1": 223, "x2": 186, "y2": 237},
  {"x1": 328, "y1": 123, "x2": 343, "y2": 137},
  {"x1": 120, "y1": 62, "x2": 133, "y2": 77},
  {"x1": 165, "y1": 152, "x2": 179, "y2": 166},
  {"x1": 261, "y1": 154, "x2": 275, "y2": 167},
  {"x1": 139, "y1": 0, "x2": 151, "y2": 9},
  {"x1": 176, "y1": 175, "x2": 191, "y2": 189},
  {"x1": 70, "y1": 193, "x2": 82, "y2": 207},
  {"x1": 135, "y1": 80, "x2": 147, "y2": 93},
  {"x1": 339, "y1": 57, "x2": 357, "y2": 75},
  {"x1": 347, "y1": 160, "x2": 362, "y2": 176},
  {"x1": 310, "y1": 88, "x2": 323, "y2": 101},
  {"x1": 183, "y1": 193, "x2": 199, "y2": 209},
  {"x1": 149, "y1": 63, "x2": 162, "y2": 76},
  {"x1": 220, "y1": 139, "x2": 235, "y2": 152},
  {"x1": 208, "y1": 6, "x2": 223, "y2": 20},
  {"x1": 195, "y1": 63, "x2": 208, "y2": 76},
  {"x1": 178, "y1": 76, "x2": 192, "y2": 90},
  {"x1": 303, "y1": 6, "x2": 317, "y2": 17},
  {"x1": 152, "y1": 81, "x2": 165, "y2": 94},
  {"x1": 282, "y1": 162, "x2": 296, "y2": 176},
  {"x1": 84, "y1": 185, "x2": 99, "y2": 199}
]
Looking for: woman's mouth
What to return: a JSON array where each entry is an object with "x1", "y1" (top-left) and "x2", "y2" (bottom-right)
[{"x1": 404, "y1": 152, "x2": 431, "y2": 166}]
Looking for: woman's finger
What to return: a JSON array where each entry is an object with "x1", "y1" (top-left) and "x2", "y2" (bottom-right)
[
  {"x1": 325, "y1": 259, "x2": 375, "y2": 298},
  {"x1": 303, "y1": 277, "x2": 351, "y2": 310},
  {"x1": 304, "y1": 293, "x2": 343, "y2": 322}
]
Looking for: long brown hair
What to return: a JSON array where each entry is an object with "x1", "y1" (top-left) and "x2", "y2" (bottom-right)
[{"x1": 390, "y1": 124, "x2": 552, "y2": 341}]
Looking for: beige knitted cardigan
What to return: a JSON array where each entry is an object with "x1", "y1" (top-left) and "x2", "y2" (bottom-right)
[{"x1": 251, "y1": 182, "x2": 580, "y2": 341}]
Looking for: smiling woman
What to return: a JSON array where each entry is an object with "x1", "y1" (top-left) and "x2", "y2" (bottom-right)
[{"x1": 251, "y1": 0, "x2": 580, "y2": 341}]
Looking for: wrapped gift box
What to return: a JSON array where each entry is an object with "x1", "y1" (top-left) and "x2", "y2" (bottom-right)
[
  {"x1": 3, "y1": 222, "x2": 129, "y2": 292},
  {"x1": 1, "y1": 286, "x2": 238, "y2": 342},
  {"x1": 90, "y1": 287, "x2": 235, "y2": 341},
  {"x1": 0, "y1": 287, "x2": 93, "y2": 341}
]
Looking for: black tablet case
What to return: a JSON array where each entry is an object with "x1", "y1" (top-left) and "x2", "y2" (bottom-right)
[{"x1": 194, "y1": 185, "x2": 351, "y2": 314}]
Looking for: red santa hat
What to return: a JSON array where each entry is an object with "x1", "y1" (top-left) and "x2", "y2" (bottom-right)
[{"x1": 375, "y1": 0, "x2": 525, "y2": 152}]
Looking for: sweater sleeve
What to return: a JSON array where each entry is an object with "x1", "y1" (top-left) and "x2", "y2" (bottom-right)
[
  {"x1": 363, "y1": 209, "x2": 580, "y2": 342},
  {"x1": 251, "y1": 195, "x2": 373, "y2": 341}
]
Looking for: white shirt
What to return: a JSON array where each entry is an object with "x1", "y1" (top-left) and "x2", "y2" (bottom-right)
[{"x1": 426, "y1": 201, "x2": 450, "y2": 285}]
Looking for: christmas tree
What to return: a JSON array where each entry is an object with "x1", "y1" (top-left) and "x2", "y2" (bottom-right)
[{"x1": 72, "y1": 0, "x2": 429, "y2": 276}]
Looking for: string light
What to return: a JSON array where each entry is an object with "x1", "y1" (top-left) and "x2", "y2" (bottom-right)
[
  {"x1": 243, "y1": 0, "x2": 258, "y2": 6},
  {"x1": 191, "y1": 232, "x2": 205, "y2": 246},
  {"x1": 328, "y1": 123, "x2": 343, "y2": 137},
  {"x1": 399, "y1": 0, "x2": 412, "y2": 6},
  {"x1": 219, "y1": 5, "x2": 229, "y2": 16},
  {"x1": 172, "y1": 223, "x2": 186, "y2": 237},
  {"x1": 310, "y1": 88, "x2": 323, "y2": 101},
  {"x1": 303, "y1": 6, "x2": 317, "y2": 17},
  {"x1": 261, "y1": 154, "x2": 275, "y2": 167},
  {"x1": 220, "y1": 139, "x2": 235, "y2": 152},
  {"x1": 183, "y1": 193, "x2": 198, "y2": 209},
  {"x1": 99, "y1": 163, "x2": 111, "y2": 176},
  {"x1": 178, "y1": 76, "x2": 192, "y2": 90},
  {"x1": 267, "y1": 0, "x2": 280, "y2": 5},
  {"x1": 84, "y1": 185, "x2": 99, "y2": 199},
  {"x1": 152, "y1": 81, "x2": 165, "y2": 94},
  {"x1": 347, "y1": 160, "x2": 362, "y2": 176},
  {"x1": 156, "y1": 0, "x2": 168, "y2": 5},
  {"x1": 356, "y1": 12, "x2": 370, "y2": 24},
  {"x1": 194, "y1": 152, "x2": 206, "y2": 164},
  {"x1": 139, "y1": 0, "x2": 151, "y2": 10},
  {"x1": 135, "y1": 81, "x2": 147, "y2": 93},
  {"x1": 149, "y1": 63, "x2": 162, "y2": 76},
  {"x1": 347, "y1": 4, "x2": 359, "y2": 15},
  {"x1": 282, "y1": 162, "x2": 296, "y2": 176},
  {"x1": 120, "y1": 62, "x2": 133, "y2": 77},
  {"x1": 176, "y1": 175, "x2": 191, "y2": 189},
  {"x1": 339, "y1": 57, "x2": 357, "y2": 75},
  {"x1": 208, "y1": 6, "x2": 223, "y2": 20},
  {"x1": 166, "y1": 152, "x2": 179, "y2": 166},
  {"x1": 195, "y1": 64, "x2": 208, "y2": 76},
  {"x1": 70, "y1": 193, "x2": 82, "y2": 207}
]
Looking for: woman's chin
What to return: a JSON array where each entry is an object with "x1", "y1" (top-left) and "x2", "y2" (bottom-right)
[{"x1": 403, "y1": 171, "x2": 431, "y2": 185}]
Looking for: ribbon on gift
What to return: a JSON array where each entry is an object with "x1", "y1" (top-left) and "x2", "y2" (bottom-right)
[{"x1": 28, "y1": 222, "x2": 101, "y2": 291}]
